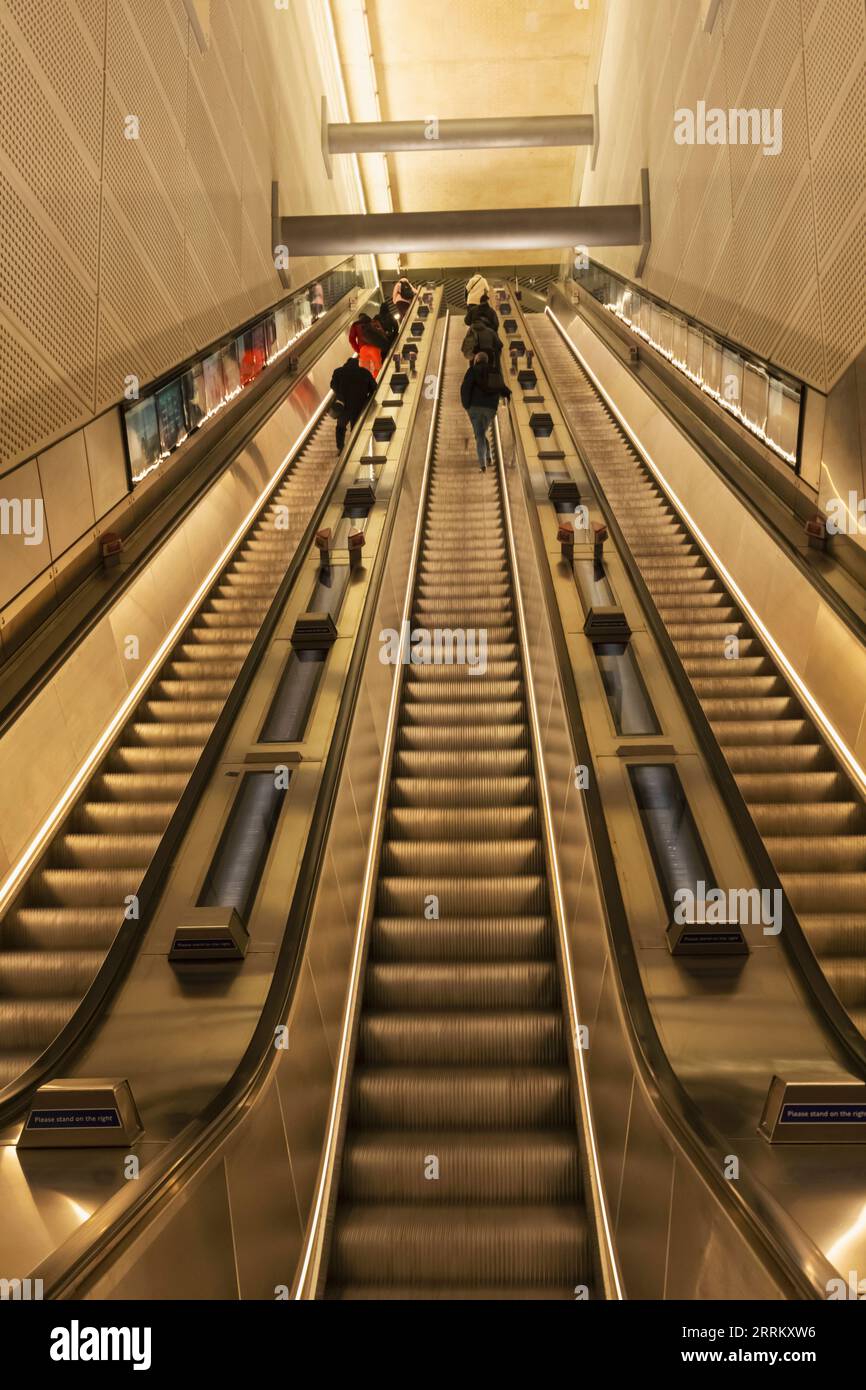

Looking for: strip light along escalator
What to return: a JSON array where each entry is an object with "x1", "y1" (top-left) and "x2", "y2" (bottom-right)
[
  {"x1": 320, "y1": 334, "x2": 594, "y2": 1300},
  {"x1": 0, "y1": 416, "x2": 337, "y2": 1089},
  {"x1": 530, "y1": 311, "x2": 866, "y2": 1039}
]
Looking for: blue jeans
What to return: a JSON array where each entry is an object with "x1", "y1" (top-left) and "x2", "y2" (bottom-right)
[{"x1": 468, "y1": 405, "x2": 496, "y2": 465}]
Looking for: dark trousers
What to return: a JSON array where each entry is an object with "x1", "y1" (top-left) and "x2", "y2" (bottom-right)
[{"x1": 335, "y1": 407, "x2": 361, "y2": 451}]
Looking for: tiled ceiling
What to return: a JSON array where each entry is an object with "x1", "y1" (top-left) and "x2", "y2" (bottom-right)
[{"x1": 330, "y1": 0, "x2": 598, "y2": 268}]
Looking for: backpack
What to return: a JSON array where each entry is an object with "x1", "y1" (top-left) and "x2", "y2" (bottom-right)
[{"x1": 461, "y1": 326, "x2": 479, "y2": 360}]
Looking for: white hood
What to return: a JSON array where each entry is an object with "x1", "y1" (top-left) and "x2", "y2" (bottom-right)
[{"x1": 465, "y1": 274, "x2": 490, "y2": 306}]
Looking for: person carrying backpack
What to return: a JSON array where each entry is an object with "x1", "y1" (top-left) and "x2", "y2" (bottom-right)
[
  {"x1": 461, "y1": 303, "x2": 504, "y2": 370},
  {"x1": 330, "y1": 356, "x2": 377, "y2": 451},
  {"x1": 460, "y1": 351, "x2": 511, "y2": 471},
  {"x1": 348, "y1": 312, "x2": 389, "y2": 377},
  {"x1": 374, "y1": 298, "x2": 399, "y2": 343}
]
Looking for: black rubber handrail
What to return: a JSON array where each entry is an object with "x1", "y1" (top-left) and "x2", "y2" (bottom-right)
[
  {"x1": 30, "y1": 306, "x2": 444, "y2": 1299},
  {"x1": 0, "y1": 300, "x2": 420, "y2": 1131},
  {"x1": 500, "y1": 294, "x2": 839, "y2": 1300},
  {"x1": 536, "y1": 301, "x2": 866, "y2": 1088}
]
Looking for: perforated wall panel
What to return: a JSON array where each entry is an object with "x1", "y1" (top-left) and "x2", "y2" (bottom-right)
[
  {"x1": 585, "y1": 0, "x2": 866, "y2": 393},
  {"x1": 0, "y1": 0, "x2": 359, "y2": 474}
]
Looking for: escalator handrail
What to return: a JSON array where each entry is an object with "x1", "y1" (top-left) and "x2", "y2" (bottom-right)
[
  {"x1": 0, "y1": 300, "x2": 420, "y2": 1131},
  {"x1": 30, "y1": 301, "x2": 447, "y2": 1300},
  {"x1": 498, "y1": 294, "x2": 839, "y2": 1301},
  {"x1": 493, "y1": 411, "x2": 623, "y2": 1300}
]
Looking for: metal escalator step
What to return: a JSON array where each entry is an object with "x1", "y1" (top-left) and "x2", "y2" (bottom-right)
[
  {"x1": 94, "y1": 773, "x2": 189, "y2": 801},
  {"x1": 782, "y1": 872, "x2": 866, "y2": 912},
  {"x1": 667, "y1": 621, "x2": 752, "y2": 639},
  {"x1": 29, "y1": 867, "x2": 142, "y2": 906},
  {"x1": 155, "y1": 679, "x2": 234, "y2": 698},
  {"x1": 339, "y1": 1131, "x2": 581, "y2": 1203},
  {"x1": 750, "y1": 802, "x2": 866, "y2": 835},
  {"x1": 73, "y1": 802, "x2": 174, "y2": 833},
  {"x1": 125, "y1": 721, "x2": 212, "y2": 746},
  {"x1": 0, "y1": 998, "x2": 77, "y2": 1049},
  {"x1": 712, "y1": 719, "x2": 815, "y2": 747},
  {"x1": 819, "y1": 958, "x2": 866, "y2": 1009},
  {"x1": 371, "y1": 916, "x2": 553, "y2": 963},
  {"x1": 692, "y1": 677, "x2": 786, "y2": 698},
  {"x1": 724, "y1": 745, "x2": 832, "y2": 773},
  {"x1": 397, "y1": 723, "x2": 528, "y2": 753},
  {"x1": 379, "y1": 839, "x2": 543, "y2": 878},
  {"x1": 385, "y1": 806, "x2": 539, "y2": 841},
  {"x1": 389, "y1": 775, "x2": 535, "y2": 808},
  {"x1": 328, "y1": 1281, "x2": 577, "y2": 1301},
  {"x1": 403, "y1": 677, "x2": 521, "y2": 701},
  {"x1": 703, "y1": 697, "x2": 800, "y2": 720},
  {"x1": 328, "y1": 1203, "x2": 589, "y2": 1288},
  {"x1": 0, "y1": 1053, "x2": 39, "y2": 1088},
  {"x1": 107, "y1": 745, "x2": 202, "y2": 773},
  {"x1": 359, "y1": 1010, "x2": 565, "y2": 1066},
  {"x1": 52, "y1": 834, "x2": 160, "y2": 868},
  {"x1": 681, "y1": 658, "x2": 771, "y2": 677},
  {"x1": 393, "y1": 749, "x2": 532, "y2": 778},
  {"x1": 2, "y1": 907, "x2": 122, "y2": 950},
  {"x1": 364, "y1": 962, "x2": 558, "y2": 1011},
  {"x1": 376, "y1": 875, "x2": 548, "y2": 917},
  {"x1": 0, "y1": 950, "x2": 103, "y2": 996},
  {"x1": 735, "y1": 771, "x2": 848, "y2": 803},
  {"x1": 141, "y1": 696, "x2": 225, "y2": 718},
  {"x1": 798, "y1": 915, "x2": 866, "y2": 957},
  {"x1": 764, "y1": 835, "x2": 866, "y2": 871},
  {"x1": 677, "y1": 638, "x2": 764, "y2": 657},
  {"x1": 399, "y1": 700, "x2": 525, "y2": 726}
]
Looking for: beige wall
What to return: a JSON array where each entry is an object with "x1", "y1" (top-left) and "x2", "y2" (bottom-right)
[
  {"x1": 581, "y1": 0, "x2": 866, "y2": 394},
  {"x1": 0, "y1": 0, "x2": 362, "y2": 476}
]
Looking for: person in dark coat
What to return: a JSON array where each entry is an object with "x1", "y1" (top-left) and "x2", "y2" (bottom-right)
[
  {"x1": 459, "y1": 352, "x2": 511, "y2": 471},
  {"x1": 465, "y1": 298, "x2": 499, "y2": 332},
  {"x1": 461, "y1": 304, "x2": 504, "y2": 367},
  {"x1": 330, "y1": 356, "x2": 377, "y2": 451}
]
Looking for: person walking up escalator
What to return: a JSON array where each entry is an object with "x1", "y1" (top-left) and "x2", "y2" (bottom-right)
[
  {"x1": 348, "y1": 312, "x2": 390, "y2": 377},
  {"x1": 330, "y1": 356, "x2": 377, "y2": 452},
  {"x1": 392, "y1": 275, "x2": 418, "y2": 321},
  {"x1": 460, "y1": 351, "x2": 511, "y2": 472}
]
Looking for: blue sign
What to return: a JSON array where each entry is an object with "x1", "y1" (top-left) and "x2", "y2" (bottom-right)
[
  {"x1": 780, "y1": 1102, "x2": 866, "y2": 1124},
  {"x1": 26, "y1": 1107, "x2": 121, "y2": 1130}
]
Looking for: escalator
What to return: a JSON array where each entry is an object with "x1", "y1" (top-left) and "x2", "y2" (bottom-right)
[
  {"x1": 324, "y1": 333, "x2": 592, "y2": 1300},
  {"x1": 0, "y1": 419, "x2": 336, "y2": 1087},
  {"x1": 528, "y1": 312, "x2": 866, "y2": 1038}
]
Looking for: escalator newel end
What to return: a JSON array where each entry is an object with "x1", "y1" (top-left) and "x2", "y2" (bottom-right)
[
  {"x1": 170, "y1": 907, "x2": 250, "y2": 964},
  {"x1": 17, "y1": 1078, "x2": 144, "y2": 1149}
]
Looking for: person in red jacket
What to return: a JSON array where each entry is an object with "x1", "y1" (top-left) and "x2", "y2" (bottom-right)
[{"x1": 348, "y1": 313, "x2": 389, "y2": 377}]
